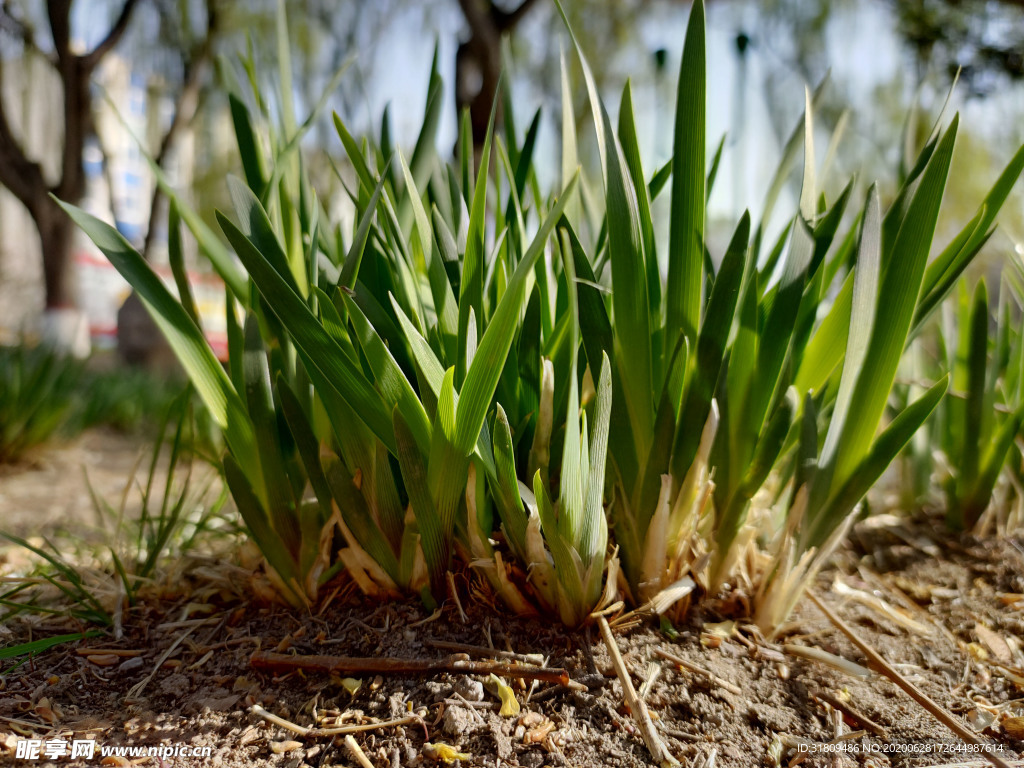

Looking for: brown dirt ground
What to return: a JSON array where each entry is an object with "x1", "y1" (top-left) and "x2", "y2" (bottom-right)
[
  {"x1": 0, "y1": 428, "x2": 159, "y2": 541},
  {"x1": 2, "y1": 434, "x2": 1024, "y2": 768}
]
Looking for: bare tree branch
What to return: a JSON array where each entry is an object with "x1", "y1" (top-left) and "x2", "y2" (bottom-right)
[
  {"x1": 456, "y1": 0, "x2": 541, "y2": 149},
  {"x1": 82, "y1": 0, "x2": 140, "y2": 72},
  {"x1": 140, "y1": 2, "x2": 219, "y2": 259},
  {"x1": 95, "y1": 131, "x2": 124, "y2": 230},
  {"x1": 0, "y1": 1, "x2": 58, "y2": 66},
  {"x1": 494, "y1": 0, "x2": 542, "y2": 32},
  {"x1": 45, "y1": 0, "x2": 72, "y2": 61},
  {"x1": 0, "y1": 54, "x2": 49, "y2": 210}
]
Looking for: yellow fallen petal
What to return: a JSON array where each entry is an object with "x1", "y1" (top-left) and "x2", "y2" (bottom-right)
[
  {"x1": 488, "y1": 673, "x2": 520, "y2": 717},
  {"x1": 423, "y1": 742, "x2": 471, "y2": 763},
  {"x1": 967, "y1": 642, "x2": 989, "y2": 661},
  {"x1": 704, "y1": 620, "x2": 736, "y2": 638}
]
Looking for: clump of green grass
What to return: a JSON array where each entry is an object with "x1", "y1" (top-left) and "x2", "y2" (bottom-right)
[
  {"x1": 554, "y1": 0, "x2": 1024, "y2": 634},
  {"x1": 76, "y1": 363, "x2": 188, "y2": 435},
  {"x1": 60, "y1": 0, "x2": 1024, "y2": 632},
  {"x1": 0, "y1": 344, "x2": 81, "y2": 462},
  {"x1": 0, "y1": 392, "x2": 228, "y2": 631},
  {"x1": 0, "y1": 342, "x2": 187, "y2": 464},
  {"x1": 897, "y1": 271, "x2": 1024, "y2": 533}
]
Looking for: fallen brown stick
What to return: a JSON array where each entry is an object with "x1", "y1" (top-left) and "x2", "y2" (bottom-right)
[
  {"x1": 597, "y1": 616, "x2": 679, "y2": 768},
  {"x1": 344, "y1": 735, "x2": 374, "y2": 768},
  {"x1": 808, "y1": 592, "x2": 1012, "y2": 768},
  {"x1": 425, "y1": 638, "x2": 545, "y2": 665},
  {"x1": 810, "y1": 691, "x2": 887, "y2": 739},
  {"x1": 250, "y1": 704, "x2": 424, "y2": 738},
  {"x1": 250, "y1": 651, "x2": 571, "y2": 685},
  {"x1": 653, "y1": 647, "x2": 743, "y2": 696},
  {"x1": 75, "y1": 648, "x2": 145, "y2": 657}
]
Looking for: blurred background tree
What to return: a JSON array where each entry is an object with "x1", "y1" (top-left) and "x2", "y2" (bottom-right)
[
  {"x1": 1, "y1": 0, "x2": 1022, "y2": 343},
  {"x1": 0, "y1": 0, "x2": 143, "y2": 311},
  {"x1": 0, "y1": 0, "x2": 222, "y2": 313}
]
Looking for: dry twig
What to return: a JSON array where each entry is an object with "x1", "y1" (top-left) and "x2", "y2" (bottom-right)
[
  {"x1": 425, "y1": 639, "x2": 545, "y2": 665},
  {"x1": 250, "y1": 704, "x2": 423, "y2": 738},
  {"x1": 74, "y1": 648, "x2": 143, "y2": 657},
  {"x1": 125, "y1": 627, "x2": 195, "y2": 702},
  {"x1": 447, "y1": 572, "x2": 467, "y2": 623},
  {"x1": 808, "y1": 592, "x2": 1012, "y2": 768},
  {"x1": 250, "y1": 650, "x2": 571, "y2": 685},
  {"x1": 653, "y1": 648, "x2": 743, "y2": 696},
  {"x1": 596, "y1": 616, "x2": 679, "y2": 767},
  {"x1": 811, "y1": 691, "x2": 887, "y2": 738},
  {"x1": 345, "y1": 735, "x2": 375, "y2": 768}
]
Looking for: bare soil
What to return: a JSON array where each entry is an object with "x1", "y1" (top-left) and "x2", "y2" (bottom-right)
[
  {"x1": 0, "y1": 428, "x2": 158, "y2": 541},
  {"x1": 2, "y1": 434, "x2": 1024, "y2": 767}
]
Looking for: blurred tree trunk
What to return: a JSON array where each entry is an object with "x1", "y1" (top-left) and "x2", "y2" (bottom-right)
[
  {"x1": 0, "y1": 0, "x2": 139, "y2": 310},
  {"x1": 455, "y1": 0, "x2": 539, "y2": 149},
  {"x1": 36, "y1": 198, "x2": 76, "y2": 308},
  {"x1": 139, "y1": 2, "x2": 220, "y2": 262}
]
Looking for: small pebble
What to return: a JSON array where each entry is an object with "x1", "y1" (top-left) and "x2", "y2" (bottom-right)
[
  {"x1": 454, "y1": 677, "x2": 485, "y2": 702},
  {"x1": 424, "y1": 680, "x2": 449, "y2": 697},
  {"x1": 270, "y1": 740, "x2": 302, "y2": 754},
  {"x1": 442, "y1": 705, "x2": 483, "y2": 736},
  {"x1": 119, "y1": 657, "x2": 145, "y2": 674}
]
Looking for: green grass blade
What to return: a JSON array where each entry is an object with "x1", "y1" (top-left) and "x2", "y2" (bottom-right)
[
  {"x1": 966, "y1": 404, "x2": 1024, "y2": 528},
  {"x1": 394, "y1": 405, "x2": 443, "y2": 597},
  {"x1": 755, "y1": 75, "x2": 829, "y2": 255},
  {"x1": 0, "y1": 631, "x2": 104, "y2": 661},
  {"x1": 228, "y1": 93, "x2": 266, "y2": 193},
  {"x1": 671, "y1": 212, "x2": 750, "y2": 481},
  {"x1": 618, "y1": 81, "x2": 660, "y2": 332},
  {"x1": 243, "y1": 315, "x2": 296, "y2": 539},
  {"x1": 580, "y1": 351, "x2": 612, "y2": 565},
  {"x1": 430, "y1": 208, "x2": 461, "y2": 366},
  {"x1": 338, "y1": 162, "x2": 391, "y2": 291},
  {"x1": 342, "y1": 293, "x2": 432, "y2": 456},
  {"x1": 818, "y1": 186, "x2": 881, "y2": 477},
  {"x1": 833, "y1": 118, "x2": 957, "y2": 486},
  {"x1": 807, "y1": 376, "x2": 948, "y2": 548},
  {"x1": 261, "y1": 56, "x2": 353, "y2": 207},
  {"x1": 706, "y1": 133, "x2": 726, "y2": 202},
  {"x1": 599, "y1": 102, "x2": 654, "y2": 454},
  {"x1": 407, "y1": 43, "x2": 443, "y2": 195},
  {"x1": 490, "y1": 405, "x2": 528, "y2": 558},
  {"x1": 798, "y1": 88, "x2": 817, "y2": 221},
  {"x1": 167, "y1": 202, "x2": 200, "y2": 327},
  {"x1": 454, "y1": 174, "x2": 579, "y2": 456},
  {"x1": 962, "y1": 280, "x2": 989, "y2": 486},
  {"x1": 666, "y1": 0, "x2": 706, "y2": 351},
  {"x1": 228, "y1": 177, "x2": 301, "y2": 294},
  {"x1": 458, "y1": 92, "x2": 497, "y2": 386},
  {"x1": 390, "y1": 293, "x2": 446, "y2": 400},
  {"x1": 58, "y1": 201, "x2": 258, "y2": 474},
  {"x1": 140, "y1": 157, "x2": 248, "y2": 299},
  {"x1": 218, "y1": 212, "x2": 396, "y2": 453},
  {"x1": 278, "y1": 376, "x2": 332, "y2": 517},
  {"x1": 746, "y1": 218, "x2": 814, "y2": 436}
]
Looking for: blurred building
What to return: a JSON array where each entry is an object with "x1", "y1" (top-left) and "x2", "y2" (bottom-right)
[
  {"x1": 0, "y1": 52, "x2": 59, "y2": 342},
  {"x1": 0, "y1": 51, "x2": 225, "y2": 355}
]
